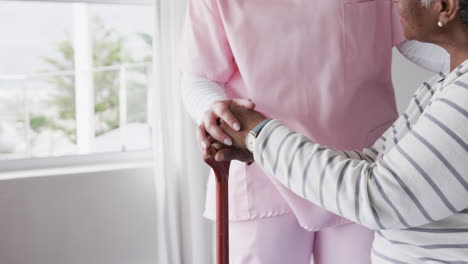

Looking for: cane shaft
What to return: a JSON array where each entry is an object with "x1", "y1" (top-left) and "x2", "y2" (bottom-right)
[{"x1": 214, "y1": 167, "x2": 229, "y2": 264}]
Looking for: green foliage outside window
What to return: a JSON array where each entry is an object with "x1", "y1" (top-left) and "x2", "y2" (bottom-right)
[{"x1": 35, "y1": 16, "x2": 152, "y2": 143}]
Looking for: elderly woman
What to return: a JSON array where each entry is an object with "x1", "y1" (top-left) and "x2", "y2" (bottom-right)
[{"x1": 205, "y1": 0, "x2": 468, "y2": 262}]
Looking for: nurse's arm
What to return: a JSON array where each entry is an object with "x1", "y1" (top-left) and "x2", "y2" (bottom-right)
[{"x1": 181, "y1": 73, "x2": 255, "y2": 153}]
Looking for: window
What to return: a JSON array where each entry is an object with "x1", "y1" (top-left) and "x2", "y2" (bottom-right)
[{"x1": 0, "y1": 0, "x2": 154, "y2": 160}]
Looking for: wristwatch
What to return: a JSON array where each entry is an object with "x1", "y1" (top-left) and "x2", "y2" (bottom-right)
[{"x1": 245, "y1": 119, "x2": 272, "y2": 153}]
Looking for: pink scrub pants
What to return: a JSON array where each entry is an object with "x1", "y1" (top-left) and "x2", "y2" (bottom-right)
[{"x1": 228, "y1": 213, "x2": 374, "y2": 264}]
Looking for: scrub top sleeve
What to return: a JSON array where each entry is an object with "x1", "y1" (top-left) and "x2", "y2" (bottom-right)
[
  {"x1": 178, "y1": 0, "x2": 235, "y2": 83},
  {"x1": 391, "y1": 3, "x2": 406, "y2": 47}
]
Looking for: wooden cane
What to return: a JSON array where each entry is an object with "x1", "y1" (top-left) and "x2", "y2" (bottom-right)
[{"x1": 204, "y1": 157, "x2": 230, "y2": 264}]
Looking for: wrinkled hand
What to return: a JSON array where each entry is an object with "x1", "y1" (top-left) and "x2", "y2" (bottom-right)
[
  {"x1": 202, "y1": 104, "x2": 268, "y2": 164},
  {"x1": 205, "y1": 140, "x2": 254, "y2": 163},
  {"x1": 203, "y1": 143, "x2": 231, "y2": 177},
  {"x1": 197, "y1": 99, "x2": 255, "y2": 154}
]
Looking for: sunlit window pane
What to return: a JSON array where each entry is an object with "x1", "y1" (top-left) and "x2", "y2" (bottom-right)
[{"x1": 0, "y1": 1, "x2": 153, "y2": 160}]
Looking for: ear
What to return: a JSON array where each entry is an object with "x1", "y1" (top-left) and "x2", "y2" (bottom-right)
[{"x1": 439, "y1": 0, "x2": 461, "y2": 25}]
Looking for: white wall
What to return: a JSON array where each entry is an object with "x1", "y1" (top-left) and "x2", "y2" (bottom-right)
[
  {"x1": 392, "y1": 48, "x2": 434, "y2": 113},
  {"x1": 0, "y1": 167, "x2": 158, "y2": 264}
]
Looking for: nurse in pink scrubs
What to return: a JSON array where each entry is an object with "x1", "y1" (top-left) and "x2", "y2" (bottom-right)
[{"x1": 179, "y1": 0, "x2": 448, "y2": 263}]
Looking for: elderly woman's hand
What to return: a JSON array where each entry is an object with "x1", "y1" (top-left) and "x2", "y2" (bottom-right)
[
  {"x1": 218, "y1": 105, "x2": 268, "y2": 150},
  {"x1": 203, "y1": 105, "x2": 267, "y2": 163},
  {"x1": 209, "y1": 140, "x2": 255, "y2": 163}
]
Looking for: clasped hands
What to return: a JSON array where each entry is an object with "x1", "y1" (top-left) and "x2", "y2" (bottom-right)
[{"x1": 197, "y1": 99, "x2": 268, "y2": 164}]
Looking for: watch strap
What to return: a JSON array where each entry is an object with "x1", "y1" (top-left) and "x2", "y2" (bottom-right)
[
  {"x1": 250, "y1": 119, "x2": 272, "y2": 138},
  {"x1": 245, "y1": 119, "x2": 272, "y2": 153}
]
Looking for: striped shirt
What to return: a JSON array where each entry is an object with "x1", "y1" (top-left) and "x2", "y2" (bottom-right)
[{"x1": 252, "y1": 59, "x2": 468, "y2": 264}]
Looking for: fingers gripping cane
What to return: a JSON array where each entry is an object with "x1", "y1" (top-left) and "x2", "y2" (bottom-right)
[{"x1": 204, "y1": 157, "x2": 230, "y2": 264}]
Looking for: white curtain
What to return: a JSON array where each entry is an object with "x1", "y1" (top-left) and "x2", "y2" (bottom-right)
[{"x1": 151, "y1": 0, "x2": 215, "y2": 263}]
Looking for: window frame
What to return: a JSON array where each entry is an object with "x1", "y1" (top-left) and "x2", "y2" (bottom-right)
[
  {"x1": 0, "y1": 0, "x2": 155, "y2": 174},
  {"x1": 0, "y1": 150, "x2": 153, "y2": 180}
]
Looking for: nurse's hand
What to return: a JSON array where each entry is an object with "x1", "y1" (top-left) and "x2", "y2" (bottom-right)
[{"x1": 198, "y1": 99, "x2": 255, "y2": 154}]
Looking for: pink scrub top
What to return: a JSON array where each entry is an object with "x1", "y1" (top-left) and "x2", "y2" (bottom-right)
[{"x1": 179, "y1": 0, "x2": 405, "y2": 231}]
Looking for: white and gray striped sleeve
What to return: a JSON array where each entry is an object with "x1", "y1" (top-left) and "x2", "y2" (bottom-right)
[
  {"x1": 364, "y1": 80, "x2": 436, "y2": 160},
  {"x1": 253, "y1": 83, "x2": 468, "y2": 230}
]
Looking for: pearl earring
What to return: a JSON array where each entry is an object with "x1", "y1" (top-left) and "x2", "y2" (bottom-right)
[{"x1": 438, "y1": 21, "x2": 444, "y2": 27}]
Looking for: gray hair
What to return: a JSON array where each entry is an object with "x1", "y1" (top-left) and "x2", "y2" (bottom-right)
[{"x1": 420, "y1": 0, "x2": 434, "y2": 7}]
